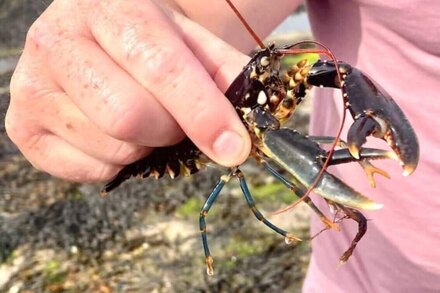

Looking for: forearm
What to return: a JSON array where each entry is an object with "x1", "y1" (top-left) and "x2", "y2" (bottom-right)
[{"x1": 167, "y1": 0, "x2": 304, "y2": 52}]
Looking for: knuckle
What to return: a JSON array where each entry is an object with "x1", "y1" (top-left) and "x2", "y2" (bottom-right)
[
  {"x1": 25, "y1": 17, "x2": 57, "y2": 52},
  {"x1": 184, "y1": 96, "x2": 213, "y2": 125},
  {"x1": 100, "y1": 91, "x2": 184, "y2": 146},
  {"x1": 125, "y1": 39, "x2": 183, "y2": 86},
  {"x1": 4, "y1": 105, "x2": 39, "y2": 151},
  {"x1": 145, "y1": 46, "x2": 183, "y2": 84},
  {"x1": 4, "y1": 107, "x2": 23, "y2": 145},
  {"x1": 25, "y1": 8, "x2": 76, "y2": 54},
  {"x1": 9, "y1": 67, "x2": 39, "y2": 101},
  {"x1": 25, "y1": 19, "x2": 43, "y2": 48}
]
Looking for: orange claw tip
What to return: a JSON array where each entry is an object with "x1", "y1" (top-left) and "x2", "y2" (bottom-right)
[
  {"x1": 364, "y1": 201, "x2": 384, "y2": 210},
  {"x1": 321, "y1": 217, "x2": 340, "y2": 231},
  {"x1": 348, "y1": 143, "x2": 360, "y2": 159},
  {"x1": 402, "y1": 164, "x2": 417, "y2": 176},
  {"x1": 348, "y1": 199, "x2": 383, "y2": 210},
  {"x1": 100, "y1": 190, "x2": 108, "y2": 197},
  {"x1": 336, "y1": 196, "x2": 383, "y2": 211},
  {"x1": 338, "y1": 259, "x2": 347, "y2": 267}
]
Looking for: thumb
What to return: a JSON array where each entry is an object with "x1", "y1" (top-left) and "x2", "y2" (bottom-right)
[{"x1": 170, "y1": 10, "x2": 254, "y2": 166}]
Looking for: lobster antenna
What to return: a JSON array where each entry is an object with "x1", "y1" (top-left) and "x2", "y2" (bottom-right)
[{"x1": 225, "y1": 0, "x2": 266, "y2": 49}]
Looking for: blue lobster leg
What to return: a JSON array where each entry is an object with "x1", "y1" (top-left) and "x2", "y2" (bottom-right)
[
  {"x1": 200, "y1": 168, "x2": 301, "y2": 276},
  {"x1": 235, "y1": 169, "x2": 302, "y2": 242},
  {"x1": 199, "y1": 171, "x2": 232, "y2": 276}
]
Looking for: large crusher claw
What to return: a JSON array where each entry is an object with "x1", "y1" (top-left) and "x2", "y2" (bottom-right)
[{"x1": 307, "y1": 60, "x2": 420, "y2": 176}]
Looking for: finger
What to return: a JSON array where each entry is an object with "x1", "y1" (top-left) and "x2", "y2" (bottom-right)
[
  {"x1": 170, "y1": 10, "x2": 252, "y2": 92},
  {"x1": 10, "y1": 43, "x2": 153, "y2": 166},
  {"x1": 39, "y1": 90, "x2": 153, "y2": 165},
  {"x1": 31, "y1": 17, "x2": 184, "y2": 147},
  {"x1": 87, "y1": 0, "x2": 251, "y2": 167},
  {"x1": 6, "y1": 101, "x2": 119, "y2": 182},
  {"x1": 25, "y1": 133, "x2": 120, "y2": 182}
]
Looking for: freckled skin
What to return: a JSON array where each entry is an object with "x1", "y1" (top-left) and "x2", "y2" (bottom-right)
[
  {"x1": 66, "y1": 123, "x2": 74, "y2": 131},
  {"x1": 6, "y1": 0, "x2": 294, "y2": 183}
]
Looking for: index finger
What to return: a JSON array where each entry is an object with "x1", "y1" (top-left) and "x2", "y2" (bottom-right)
[{"x1": 87, "y1": 0, "x2": 251, "y2": 167}]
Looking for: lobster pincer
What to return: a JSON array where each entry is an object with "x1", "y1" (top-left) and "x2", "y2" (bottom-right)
[
  {"x1": 255, "y1": 124, "x2": 397, "y2": 262},
  {"x1": 306, "y1": 60, "x2": 420, "y2": 176},
  {"x1": 261, "y1": 128, "x2": 386, "y2": 210},
  {"x1": 242, "y1": 106, "x2": 389, "y2": 261}
]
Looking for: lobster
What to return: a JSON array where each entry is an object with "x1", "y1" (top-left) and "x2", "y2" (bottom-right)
[{"x1": 100, "y1": 1, "x2": 419, "y2": 275}]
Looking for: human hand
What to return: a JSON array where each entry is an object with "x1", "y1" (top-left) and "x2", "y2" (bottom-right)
[{"x1": 6, "y1": 0, "x2": 251, "y2": 182}]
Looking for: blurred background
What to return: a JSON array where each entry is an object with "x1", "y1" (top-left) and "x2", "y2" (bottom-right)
[{"x1": 0, "y1": 1, "x2": 315, "y2": 292}]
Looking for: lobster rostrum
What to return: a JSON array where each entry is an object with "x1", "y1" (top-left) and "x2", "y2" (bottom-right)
[{"x1": 101, "y1": 2, "x2": 419, "y2": 275}]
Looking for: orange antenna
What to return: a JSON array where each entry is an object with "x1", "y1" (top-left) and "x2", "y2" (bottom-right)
[{"x1": 225, "y1": 0, "x2": 266, "y2": 49}]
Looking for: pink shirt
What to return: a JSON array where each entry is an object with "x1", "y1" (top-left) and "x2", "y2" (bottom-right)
[{"x1": 303, "y1": 0, "x2": 440, "y2": 292}]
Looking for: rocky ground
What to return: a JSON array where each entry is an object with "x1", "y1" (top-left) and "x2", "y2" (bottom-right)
[{"x1": 0, "y1": 2, "x2": 313, "y2": 292}]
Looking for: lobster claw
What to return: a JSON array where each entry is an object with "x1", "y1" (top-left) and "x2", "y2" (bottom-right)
[
  {"x1": 307, "y1": 60, "x2": 420, "y2": 176},
  {"x1": 262, "y1": 128, "x2": 383, "y2": 210}
]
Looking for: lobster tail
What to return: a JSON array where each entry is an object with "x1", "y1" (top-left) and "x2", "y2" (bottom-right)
[{"x1": 101, "y1": 138, "x2": 204, "y2": 195}]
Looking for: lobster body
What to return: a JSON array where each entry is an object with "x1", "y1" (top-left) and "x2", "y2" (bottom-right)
[{"x1": 102, "y1": 45, "x2": 419, "y2": 273}]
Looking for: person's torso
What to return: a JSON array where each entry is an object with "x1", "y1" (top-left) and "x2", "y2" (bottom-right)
[{"x1": 303, "y1": 1, "x2": 440, "y2": 292}]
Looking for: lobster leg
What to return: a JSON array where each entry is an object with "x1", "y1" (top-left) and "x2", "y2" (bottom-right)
[
  {"x1": 332, "y1": 203, "x2": 368, "y2": 264},
  {"x1": 262, "y1": 161, "x2": 340, "y2": 231},
  {"x1": 200, "y1": 168, "x2": 301, "y2": 276},
  {"x1": 235, "y1": 169, "x2": 302, "y2": 242},
  {"x1": 263, "y1": 158, "x2": 368, "y2": 263},
  {"x1": 199, "y1": 172, "x2": 231, "y2": 276}
]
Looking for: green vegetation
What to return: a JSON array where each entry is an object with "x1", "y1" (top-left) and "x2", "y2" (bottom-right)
[
  {"x1": 251, "y1": 181, "x2": 299, "y2": 205},
  {"x1": 43, "y1": 260, "x2": 68, "y2": 287},
  {"x1": 281, "y1": 53, "x2": 319, "y2": 69},
  {"x1": 177, "y1": 197, "x2": 203, "y2": 218}
]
